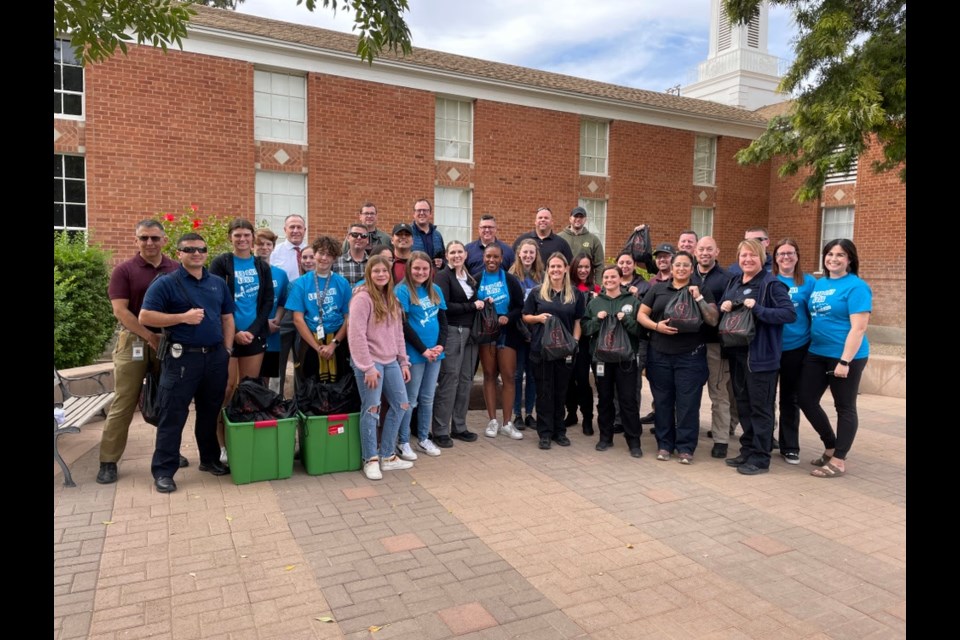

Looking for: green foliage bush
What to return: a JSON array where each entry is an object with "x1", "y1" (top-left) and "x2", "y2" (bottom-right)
[{"x1": 53, "y1": 232, "x2": 115, "y2": 368}]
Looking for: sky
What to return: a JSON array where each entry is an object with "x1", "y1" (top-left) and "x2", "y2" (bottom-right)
[{"x1": 234, "y1": 0, "x2": 796, "y2": 95}]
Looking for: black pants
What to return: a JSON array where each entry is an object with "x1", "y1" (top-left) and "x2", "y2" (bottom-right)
[
  {"x1": 565, "y1": 335, "x2": 594, "y2": 422},
  {"x1": 533, "y1": 356, "x2": 574, "y2": 439},
  {"x1": 798, "y1": 353, "x2": 867, "y2": 460},
  {"x1": 728, "y1": 349, "x2": 777, "y2": 469},
  {"x1": 776, "y1": 343, "x2": 809, "y2": 455},
  {"x1": 596, "y1": 359, "x2": 641, "y2": 449}
]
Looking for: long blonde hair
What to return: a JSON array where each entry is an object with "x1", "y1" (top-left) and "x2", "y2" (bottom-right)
[
  {"x1": 402, "y1": 251, "x2": 440, "y2": 306},
  {"x1": 538, "y1": 252, "x2": 576, "y2": 304},
  {"x1": 509, "y1": 238, "x2": 544, "y2": 283},
  {"x1": 361, "y1": 255, "x2": 401, "y2": 322}
]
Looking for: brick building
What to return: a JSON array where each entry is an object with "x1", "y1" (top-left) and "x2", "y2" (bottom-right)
[{"x1": 53, "y1": 6, "x2": 905, "y2": 331}]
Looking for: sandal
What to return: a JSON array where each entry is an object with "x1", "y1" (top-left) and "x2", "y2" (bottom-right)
[
  {"x1": 678, "y1": 453, "x2": 693, "y2": 465},
  {"x1": 810, "y1": 461, "x2": 845, "y2": 478},
  {"x1": 811, "y1": 452, "x2": 832, "y2": 467},
  {"x1": 656, "y1": 450, "x2": 670, "y2": 461}
]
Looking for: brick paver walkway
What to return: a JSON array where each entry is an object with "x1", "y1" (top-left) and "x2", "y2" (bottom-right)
[{"x1": 55, "y1": 391, "x2": 906, "y2": 639}]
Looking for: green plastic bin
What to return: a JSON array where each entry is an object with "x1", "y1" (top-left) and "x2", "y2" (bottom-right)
[
  {"x1": 223, "y1": 410, "x2": 298, "y2": 485},
  {"x1": 298, "y1": 412, "x2": 362, "y2": 475}
]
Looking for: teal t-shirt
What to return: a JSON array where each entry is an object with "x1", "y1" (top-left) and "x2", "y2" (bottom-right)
[
  {"x1": 395, "y1": 282, "x2": 447, "y2": 364},
  {"x1": 285, "y1": 271, "x2": 352, "y2": 335},
  {"x1": 809, "y1": 273, "x2": 871, "y2": 359},
  {"x1": 232, "y1": 255, "x2": 259, "y2": 332}
]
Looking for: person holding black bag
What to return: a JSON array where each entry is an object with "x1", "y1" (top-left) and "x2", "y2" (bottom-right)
[
  {"x1": 581, "y1": 265, "x2": 644, "y2": 458},
  {"x1": 637, "y1": 251, "x2": 718, "y2": 464},
  {"x1": 719, "y1": 239, "x2": 796, "y2": 475},
  {"x1": 522, "y1": 252, "x2": 585, "y2": 450}
]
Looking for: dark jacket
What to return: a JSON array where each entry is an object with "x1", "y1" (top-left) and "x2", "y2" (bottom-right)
[
  {"x1": 434, "y1": 266, "x2": 478, "y2": 328},
  {"x1": 720, "y1": 270, "x2": 796, "y2": 372},
  {"x1": 209, "y1": 252, "x2": 274, "y2": 339},
  {"x1": 411, "y1": 223, "x2": 446, "y2": 265},
  {"x1": 581, "y1": 291, "x2": 642, "y2": 358}
]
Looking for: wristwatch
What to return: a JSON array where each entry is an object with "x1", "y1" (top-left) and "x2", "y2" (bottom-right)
[
  {"x1": 838, "y1": 358, "x2": 850, "y2": 366},
  {"x1": 332, "y1": 338, "x2": 340, "y2": 346}
]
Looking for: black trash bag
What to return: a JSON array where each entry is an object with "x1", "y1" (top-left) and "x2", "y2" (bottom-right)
[
  {"x1": 471, "y1": 304, "x2": 501, "y2": 345},
  {"x1": 622, "y1": 225, "x2": 652, "y2": 264},
  {"x1": 719, "y1": 302, "x2": 756, "y2": 347},
  {"x1": 594, "y1": 316, "x2": 633, "y2": 363},
  {"x1": 663, "y1": 287, "x2": 703, "y2": 333},
  {"x1": 139, "y1": 366, "x2": 161, "y2": 426},
  {"x1": 228, "y1": 377, "x2": 297, "y2": 422},
  {"x1": 295, "y1": 371, "x2": 361, "y2": 416},
  {"x1": 540, "y1": 315, "x2": 578, "y2": 361}
]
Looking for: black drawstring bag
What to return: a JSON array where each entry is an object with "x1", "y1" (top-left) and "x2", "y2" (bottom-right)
[
  {"x1": 228, "y1": 377, "x2": 297, "y2": 422},
  {"x1": 471, "y1": 304, "x2": 501, "y2": 345},
  {"x1": 663, "y1": 287, "x2": 703, "y2": 333},
  {"x1": 622, "y1": 226, "x2": 652, "y2": 264},
  {"x1": 719, "y1": 302, "x2": 756, "y2": 347},
  {"x1": 540, "y1": 315, "x2": 578, "y2": 361},
  {"x1": 594, "y1": 316, "x2": 633, "y2": 363}
]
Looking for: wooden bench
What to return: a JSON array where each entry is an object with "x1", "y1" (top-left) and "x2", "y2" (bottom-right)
[{"x1": 54, "y1": 368, "x2": 115, "y2": 487}]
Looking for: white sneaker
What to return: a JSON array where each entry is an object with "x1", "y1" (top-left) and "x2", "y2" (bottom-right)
[
  {"x1": 417, "y1": 438, "x2": 442, "y2": 457},
  {"x1": 219, "y1": 446, "x2": 228, "y2": 464},
  {"x1": 380, "y1": 455, "x2": 414, "y2": 471},
  {"x1": 397, "y1": 442, "x2": 418, "y2": 461},
  {"x1": 363, "y1": 459, "x2": 382, "y2": 480},
  {"x1": 499, "y1": 421, "x2": 524, "y2": 440},
  {"x1": 485, "y1": 419, "x2": 499, "y2": 438}
]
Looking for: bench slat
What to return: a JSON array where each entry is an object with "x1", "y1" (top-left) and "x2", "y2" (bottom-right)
[{"x1": 61, "y1": 392, "x2": 115, "y2": 429}]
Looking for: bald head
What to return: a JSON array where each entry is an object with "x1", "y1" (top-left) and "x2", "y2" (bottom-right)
[{"x1": 695, "y1": 236, "x2": 719, "y2": 269}]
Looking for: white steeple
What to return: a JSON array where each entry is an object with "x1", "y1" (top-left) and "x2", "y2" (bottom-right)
[{"x1": 682, "y1": 0, "x2": 786, "y2": 110}]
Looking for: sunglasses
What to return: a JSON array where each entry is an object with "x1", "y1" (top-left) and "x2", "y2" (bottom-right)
[
  {"x1": 349, "y1": 232, "x2": 368, "y2": 239},
  {"x1": 138, "y1": 235, "x2": 163, "y2": 242},
  {"x1": 178, "y1": 246, "x2": 208, "y2": 254}
]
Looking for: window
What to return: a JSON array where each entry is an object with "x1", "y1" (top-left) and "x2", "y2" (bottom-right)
[
  {"x1": 691, "y1": 207, "x2": 714, "y2": 238},
  {"x1": 254, "y1": 70, "x2": 306, "y2": 142},
  {"x1": 255, "y1": 171, "x2": 307, "y2": 238},
  {"x1": 54, "y1": 39, "x2": 83, "y2": 117},
  {"x1": 580, "y1": 120, "x2": 608, "y2": 175},
  {"x1": 54, "y1": 154, "x2": 86, "y2": 232},
  {"x1": 577, "y1": 198, "x2": 607, "y2": 248},
  {"x1": 693, "y1": 135, "x2": 716, "y2": 185},
  {"x1": 820, "y1": 206, "x2": 855, "y2": 252},
  {"x1": 824, "y1": 146, "x2": 859, "y2": 185},
  {"x1": 435, "y1": 98, "x2": 472, "y2": 161},
  {"x1": 434, "y1": 187, "x2": 472, "y2": 245}
]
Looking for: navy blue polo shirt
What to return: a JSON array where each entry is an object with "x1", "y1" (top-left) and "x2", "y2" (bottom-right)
[{"x1": 142, "y1": 266, "x2": 235, "y2": 346}]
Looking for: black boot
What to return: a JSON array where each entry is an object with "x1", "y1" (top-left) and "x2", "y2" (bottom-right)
[{"x1": 582, "y1": 418, "x2": 594, "y2": 436}]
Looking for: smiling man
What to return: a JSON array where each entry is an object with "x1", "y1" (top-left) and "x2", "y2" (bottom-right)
[
  {"x1": 558, "y1": 205, "x2": 605, "y2": 282},
  {"x1": 410, "y1": 198, "x2": 446, "y2": 269},
  {"x1": 465, "y1": 214, "x2": 515, "y2": 275},
  {"x1": 512, "y1": 206, "x2": 573, "y2": 264},
  {"x1": 342, "y1": 202, "x2": 391, "y2": 253},
  {"x1": 270, "y1": 214, "x2": 307, "y2": 397}
]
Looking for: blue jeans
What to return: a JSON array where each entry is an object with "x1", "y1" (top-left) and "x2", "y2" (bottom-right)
[
  {"x1": 353, "y1": 361, "x2": 409, "y2": 461},
  {"x1": 645, "y1": 344, "x2": 708, "y2": 455},
  {"x1": 399, "y1": 359, "x2": 442, "y2": 444},
  {"x1": 513, "y1": 341, "x2": 536, "y2": 417}
]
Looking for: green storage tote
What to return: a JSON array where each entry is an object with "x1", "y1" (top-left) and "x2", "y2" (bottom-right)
[
  {"x1": 298, "y1": 412, "x2": 362, "y2": 475},
  {"x1": 223, "y1": 410, "x2": 298, "y2": 485}
]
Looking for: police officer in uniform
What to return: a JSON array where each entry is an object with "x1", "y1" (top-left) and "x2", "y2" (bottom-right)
[{"x1": 139, "y1": 233, "x2": 235, "y2": 493}]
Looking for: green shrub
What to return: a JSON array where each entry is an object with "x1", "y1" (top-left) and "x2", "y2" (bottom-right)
[
  {"x1": 159, "y1": 205, "x2": 233, "y2": 264},
  {"x1": 53, "y1": 231, "x2": 115, "y2": 368}
]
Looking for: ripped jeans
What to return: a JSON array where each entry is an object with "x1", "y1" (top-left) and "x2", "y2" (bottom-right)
[{"x1": 352, "y1": 361, "x2": 409, "y2": 462}]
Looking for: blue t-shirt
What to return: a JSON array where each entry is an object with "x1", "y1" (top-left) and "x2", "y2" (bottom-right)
[
  {"x1": 396, "y1": 282, "x2": 447, "y2": 364},
  {"x1": 778, "y1": 273, "x2": 816, "y2": 351},
  {"x1": 232, "y1": 255, "x2": 260, "y2": 332},
  {"x1": 478, "y1": 269, "x2": 510, "y2": 315},
  {"x1": 265, "y1": 265, "x2": 289, "y2": 352},
  {"x1": 808, "y1": 273, "x2": 871, "y2": 359},
  {"x1": 285, "y1": 271, "x2": 352, "y2": 335}
]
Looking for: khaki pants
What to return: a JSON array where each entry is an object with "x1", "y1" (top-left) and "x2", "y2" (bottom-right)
[
  {"x1": 704, "y1": 343, "x2": 739, "y2": 444},
  {"x1": 98, "y1": 329, "x2": 160, "y2": 463}
]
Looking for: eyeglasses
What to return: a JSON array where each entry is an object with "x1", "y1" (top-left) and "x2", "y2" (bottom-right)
[
  {"x1": 138, "y1": 236, "x2": 163, "y2": 242},
  {"x1": 414, "y1": 208, "x2": 431, "y2": 214},
  {"x1": 178, "y1": 246, "x2": 208, "y2": 254},
  {"x1": 349, "y1": 232, "x2": 368, "y2": 239},
  {"x1": 776, "y1": 251, "x2": 797, "y2": 257}
]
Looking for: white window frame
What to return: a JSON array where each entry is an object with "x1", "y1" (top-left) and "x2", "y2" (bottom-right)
[
  {"x1": 54, "y1": 154, "x2": 87, "y2": 232},
  {"x1": 435, "y1": 97, "x2": 473, "y2": 162},
  {"x1": 691, "y1": 207, "x2": 714, "y2": 239},
  {"x1": 434, "y1": 187, "x2": 472, "y2": 246},
  {"x1": 820, "y1": 206, "x2": 855, "y2": 254},
  {"x1": 577, "y1": 198, "x2": 607, "y2": 249},
  {"x1": 580, "y1": 120, "x2": 609, "y2": 176},
  {"x1": 693, "y1": 135, "x2": 717, "y2": 186},
  {"x1": 255, "y1": 171, "x2": 307, "y2": 239},
  {"x1": 254, "y1": 69, "x2": 307, "y2": 143},
  {"x1": 54, "y1": 38, "x2": 84, "y2": 119},
  {"x1": 824, "y1": 146, "x2": 859, "y2": 185}
]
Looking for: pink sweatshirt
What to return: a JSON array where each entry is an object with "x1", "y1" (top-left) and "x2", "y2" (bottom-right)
[{"x1": 348, "y1": 289, "x2": 410, "y2": 373}]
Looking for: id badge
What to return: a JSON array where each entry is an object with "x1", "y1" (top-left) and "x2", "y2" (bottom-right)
[
  {"x1": 132, "y1": 338, "x2": 144, "y2": 361},
  {"x1": 596, "y1": 362, "x2": 605, "y2": 377},
  {"x1": 316, "y1": 324, "x2": 325, "y2": 341}
]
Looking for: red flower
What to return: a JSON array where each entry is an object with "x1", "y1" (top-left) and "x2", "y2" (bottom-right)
[
  {"x1": 189, "y1": 204, "x2": 198, "y2": 212},
  {"x1": 192, "y1": 219, "x2": 202, "y2": 229},
  {"x1": 164, "y1": 213, "x2": 176, "y2": 222}
]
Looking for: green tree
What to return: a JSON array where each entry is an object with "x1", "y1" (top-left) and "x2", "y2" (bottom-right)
[
  {"x1": 53, "y1": 232, "x2": 115, "y2": 368},
  {"x1": 55, "y1": 0, "x2": 411, "y2": 66},
  {"x1": 724, "y1": 0, "x2": 906, "y2": 202}
]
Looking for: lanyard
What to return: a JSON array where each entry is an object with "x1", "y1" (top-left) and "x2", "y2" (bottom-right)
[{"x1": 312, "y1": 271, "x2": 333, "y2": 323}]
